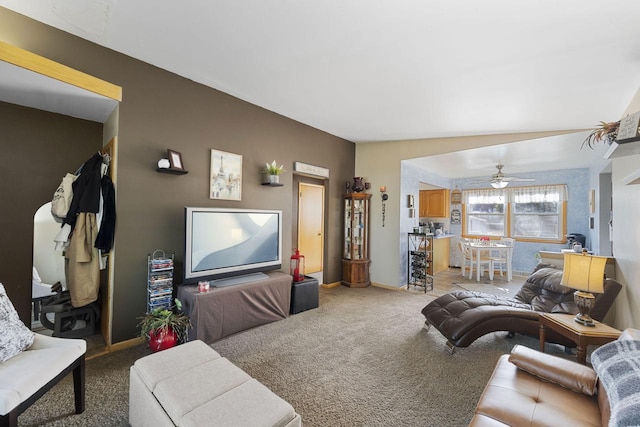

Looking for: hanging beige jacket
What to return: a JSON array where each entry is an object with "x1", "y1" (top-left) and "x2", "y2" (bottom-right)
[{"x1": 65, "y1": 212, "x2": 100, "y2": 307}]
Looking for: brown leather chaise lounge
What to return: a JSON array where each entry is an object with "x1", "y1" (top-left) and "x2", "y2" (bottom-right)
[{"x1": 422, "y1": 263, "x2": 622, "y2": 353}]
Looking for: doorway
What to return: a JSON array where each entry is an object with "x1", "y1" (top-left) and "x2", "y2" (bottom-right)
[
  {"x1": 597, "y1": 172, "x2": 613, "y2": 256},
  {"x1": 297, "y1": 182, "x2": 325, "y2": 283}
]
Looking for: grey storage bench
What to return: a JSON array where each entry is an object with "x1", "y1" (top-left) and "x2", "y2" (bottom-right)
[{"x1": 129, "y1": 340, "x2": 301, "y2": 427}]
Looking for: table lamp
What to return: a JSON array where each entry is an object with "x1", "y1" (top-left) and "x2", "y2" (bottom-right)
[{"x1": 561, "y1": 251, "x2": 607, "y2": 326}]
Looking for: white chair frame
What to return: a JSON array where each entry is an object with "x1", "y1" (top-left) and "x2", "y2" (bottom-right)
[
  {"x1": 460, "y1": 240, "x2": 494, "y2": 280},
  {"x1": 491, "y1": 238, "x2": 514, "y2": 278}
]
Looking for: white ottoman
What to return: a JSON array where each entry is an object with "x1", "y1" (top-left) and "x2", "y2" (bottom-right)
[{"x1": 129, "y1": 340, "x2": 301, "y2": 427}]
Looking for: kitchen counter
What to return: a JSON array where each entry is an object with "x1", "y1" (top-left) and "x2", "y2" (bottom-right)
[
  {"x1": 434, "y1": 233, "x2": 454, "y2": 239},
  {"x1": 432, "y1": 237, "x2": 452, "y2": 273}
]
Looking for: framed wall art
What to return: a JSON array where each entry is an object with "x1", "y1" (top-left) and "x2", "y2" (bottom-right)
[
  {"x1": 210, "y1": 149, "x2": 242, "y2": 200},
  {"x1": 450, "y1": 208, "x2": 461, "y2": 224},
  {"x1": 167, "y1": 149, "x2": 185, "y2": 171}
]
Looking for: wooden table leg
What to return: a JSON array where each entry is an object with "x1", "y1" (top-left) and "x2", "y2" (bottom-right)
[
  {"x1": 576, "y1": 345, "x2": 587, "y2": 364},
  {"x1": 539, "y1": 323, "x2": 546, "y2": 353}
]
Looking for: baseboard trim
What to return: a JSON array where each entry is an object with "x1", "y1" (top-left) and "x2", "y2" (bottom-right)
[
  {"x1": 321, "y1": 281, "x2": 341, "y2": 288},
  {"x1": 109, "y1": 336, "x2": 145, "y2": 351},
  {"x1": 371, "y1": 282, "x2": 404, "y2": 291}
]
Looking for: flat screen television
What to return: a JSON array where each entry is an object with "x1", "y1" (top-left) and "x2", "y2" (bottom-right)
[{"x1": 184, "y1": 207, "x2": 282, "y2": 283}]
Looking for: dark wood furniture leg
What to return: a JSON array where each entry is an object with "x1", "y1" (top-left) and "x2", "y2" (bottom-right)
[
  {"x1": 576, "y1": 340, "x2": 587, "y2": 365},
  {"x1": 539, "y1": 323, "x2": 546, "y2": 352},
  {"x1": 73, "y1": 355, "x2": 86, "y2": 414}
]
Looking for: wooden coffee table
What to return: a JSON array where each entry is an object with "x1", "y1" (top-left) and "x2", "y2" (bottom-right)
[{"x1": 539, "y1": 313, "x2": 621, "y2": 364}]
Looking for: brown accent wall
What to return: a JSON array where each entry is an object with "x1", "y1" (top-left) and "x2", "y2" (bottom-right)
[
  {"x1": 0, "y1": 8, "x2": 355, "y2": 343},
  {"x1": 0, "y1": 101, "x2": 103, "y2": 322}
]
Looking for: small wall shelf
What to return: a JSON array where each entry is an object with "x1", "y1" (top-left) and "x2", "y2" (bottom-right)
[
  {"x1": 621, "y1": 169, "x2": 640, "y2": 185},
  {"x1": 262, "y1": 182, "x2": 284, "y2": 187},
  {"x1": 604, "y1": 140, "x2": 640, "y2": 159},
  {"x1": 157, "y1": 168, "x2": 188, "y2": 175}
]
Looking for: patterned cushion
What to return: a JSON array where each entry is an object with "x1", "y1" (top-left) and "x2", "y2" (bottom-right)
[
  {"x1": 591, "y1": 339, "x2": 640, "y2": 427},
  {"x1": 0, "y1": 283, "x2": 35, "y2": 363}
]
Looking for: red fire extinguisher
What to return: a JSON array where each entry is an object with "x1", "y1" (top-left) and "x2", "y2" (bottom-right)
[{"x1": 290, "y1": 249, "x2": 305, "y2": 282}]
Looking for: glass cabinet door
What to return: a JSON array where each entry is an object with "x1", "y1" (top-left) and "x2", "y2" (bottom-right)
[
  {"x1": 343, "y1": 194, "x2": 370, "y2": 261},
  {"x1": 344, "y1": 198, "x2": 352, "y2": 259},
  {"x1": 342, "y1": 192, "x2": 371, "y2": 288}
]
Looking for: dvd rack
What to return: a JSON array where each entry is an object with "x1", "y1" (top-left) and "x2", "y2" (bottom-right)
[{"x1": 147, "y1": 250, "x2": 175, "y2": 312}]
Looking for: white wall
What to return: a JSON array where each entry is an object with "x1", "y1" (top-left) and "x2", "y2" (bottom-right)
[
  {"x1": 606, "y1": 87, "x2": 640, "y2": 330},
  {"x1": 610, "y1": 155, "x2": 640, "y2": 329}
]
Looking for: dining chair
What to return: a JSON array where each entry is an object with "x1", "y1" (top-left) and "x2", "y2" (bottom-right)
[
  {"x1": 460, "y1": 240, "x2": 493, "y2": 280},
  {"x1": 458, "y1": 241, "x2": 471, "y2": 277},
  {"x1": 491, "y1": 237, "x2": 514, "y2": 277}
]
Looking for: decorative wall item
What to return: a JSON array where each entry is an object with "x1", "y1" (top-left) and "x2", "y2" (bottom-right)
[
  {"x1": 451, "y1": 188, "x2": 462, "y2": 204},
  {"x1": 210, "y1": 149, "x2": 242, "y2": 200},
  {"x1": 589, "y1": 189, "x2": 595, "y2": 214},
  {"x1": 294, "y1": 161, "x2": 330, "y2": 179},
  {"x1": 262, "y1": 160, "x2": 285, "y2": 185},
  {"x1": 352, "y1": 177, "x2": 365, "y2": 192},
  {"x1": 407, "y1": 194, "x2": 415, "y2": 218},
  {"x1": 380, "y1": 185, "x2": 388, "y2": 227},
  {"x1": 450, "y1": 208, "x2": 461, "y2": 224},
  {"x1": 167, "y1": 149, "x2": 185, "y2": 171},
  {"x1": 616, "y1": 111, "x2": 640, "y2": 143}
]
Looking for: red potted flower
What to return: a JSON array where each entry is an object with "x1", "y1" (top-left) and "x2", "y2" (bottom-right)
[{"x1": 138, "y1": 299, "x2": 191, "y2": 352}]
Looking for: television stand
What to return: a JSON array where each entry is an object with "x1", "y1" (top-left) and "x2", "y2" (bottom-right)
[
  {"x1": 177, "y1": 271, "x2": 292, "y2": 343},
  {"x1": 210, "y1": 272, "x2": 268, "y2": 288}
]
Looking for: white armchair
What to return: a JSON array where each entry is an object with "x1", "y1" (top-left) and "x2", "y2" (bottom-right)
[{"x1": 1, "y1": 284, "x2": 86, "y2": 427}]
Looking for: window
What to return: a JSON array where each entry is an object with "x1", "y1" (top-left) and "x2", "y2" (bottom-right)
[
  {"x1": 464, "y1": 190, "x2": 506, "y2": 237},
  {"x1": 463, "y1": 185, "x2": 567, "y2": 242},
  {"x1": 511, "y1": 186, "x2": 566, "y2": 240}
]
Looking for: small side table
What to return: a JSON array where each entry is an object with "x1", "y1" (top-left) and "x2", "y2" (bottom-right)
[{"x1": 539, "y1": 313, "x2": 621, "y2": 364}]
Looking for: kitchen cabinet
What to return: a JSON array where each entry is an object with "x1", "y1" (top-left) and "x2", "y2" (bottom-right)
[
  {"x1": 433, "y1": 236, "x2": 451, "y2": 273},
  {"x1": 419, "y1": 191, "x2": 427, "y2": 217},
  {"x1": 419, "y1": 189, "x2": 450, "y2": 218}
]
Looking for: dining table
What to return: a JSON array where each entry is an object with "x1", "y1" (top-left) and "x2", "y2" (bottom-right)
[{"x1": 467, "y1": 241, "x2": 513, "y2": 282}]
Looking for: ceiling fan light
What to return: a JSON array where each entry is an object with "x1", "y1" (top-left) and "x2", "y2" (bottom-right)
[{"x1": 491, "y1": 181, "x2": 508, "y2": 189}]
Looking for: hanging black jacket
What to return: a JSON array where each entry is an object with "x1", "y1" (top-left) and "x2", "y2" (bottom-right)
[{"x1": 95, "y1": 175, "x2": 116, "y2": 252}]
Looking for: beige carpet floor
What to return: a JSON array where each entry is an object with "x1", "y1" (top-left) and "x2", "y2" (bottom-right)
[{"x1": 18, "y1": 269, "x2": 572, "y2": 426}]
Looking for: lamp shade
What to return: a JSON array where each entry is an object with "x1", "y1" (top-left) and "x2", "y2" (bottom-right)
[
  {"x1": 561, "y1": 252, "x2": 606, "y2": 294},
  {"x1": 490, "y1": 181, "x2": 508, "y2": 189}
]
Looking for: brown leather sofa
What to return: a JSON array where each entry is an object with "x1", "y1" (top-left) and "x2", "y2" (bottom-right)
[
  {"x1": 422, "y1": 263, "x2": 622, "y2": 352},
  {"x1": 470, "y1": 328, "x2": 640, "y2": 426}
]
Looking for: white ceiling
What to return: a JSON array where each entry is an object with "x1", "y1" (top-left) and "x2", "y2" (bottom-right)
[
  {"x1": 407, "y1": 130, "x2": 612, "y2": 180},
  {"x1": 1, "y1": 0, "x2": 639, "y2": 175}
]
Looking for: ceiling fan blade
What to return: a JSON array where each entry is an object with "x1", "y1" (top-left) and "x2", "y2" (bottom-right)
[
  {"x1": 503, "y1": 177, "x2": 535, "y2": 182},
  {"x1": 468, "y1": 165, "x2": 536, "y2": 186}
]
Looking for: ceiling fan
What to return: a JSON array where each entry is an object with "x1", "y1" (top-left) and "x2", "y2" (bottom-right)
[{"x1": 472, "y1": 164, "x2": 535, "y2": 189}]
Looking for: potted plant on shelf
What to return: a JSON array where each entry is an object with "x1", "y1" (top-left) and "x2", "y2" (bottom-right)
[
  {"x1": 138, "y1": 299, "x2": 191, "y2": 352},
  {"x1": 582, "y1": 120, "x2": 620, "y2": 149},
  {"x1": 264, "y1": 160, "x2": 285, "y2": 184}
]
